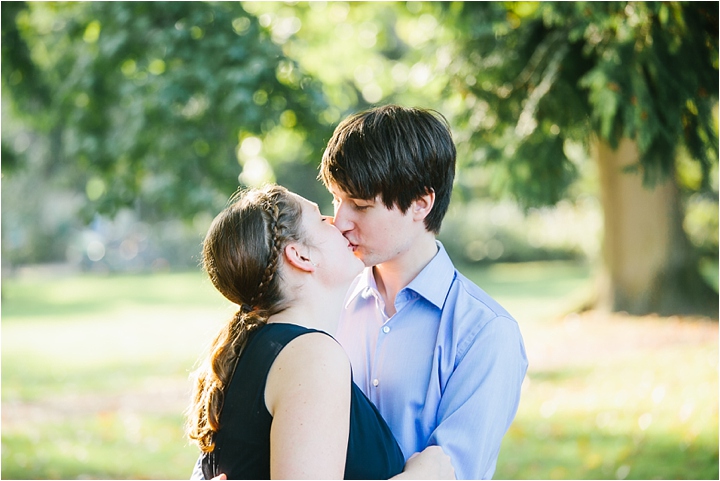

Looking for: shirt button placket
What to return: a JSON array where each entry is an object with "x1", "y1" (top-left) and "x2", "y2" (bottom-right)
[{"x1": 373, "y1": 325, "x2": 390, "y2": 389}]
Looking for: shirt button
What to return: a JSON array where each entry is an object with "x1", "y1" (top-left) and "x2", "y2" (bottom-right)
[
  {"x1": 382, "y1": 326, "x2": 390, "y2": 333},
  {"x1": 372, "y1": 379, "x2": 379, "y2": 387}
]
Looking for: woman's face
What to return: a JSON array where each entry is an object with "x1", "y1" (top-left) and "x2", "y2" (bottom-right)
[{"x1": 293, "y1": 194, "x2": 365, "y2": 283}]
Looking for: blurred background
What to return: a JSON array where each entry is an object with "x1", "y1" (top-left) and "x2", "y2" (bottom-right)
[{"x1": 2, "y1": 1, "x2": 717, "y2": 479}]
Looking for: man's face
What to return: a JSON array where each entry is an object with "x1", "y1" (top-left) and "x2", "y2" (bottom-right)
[{"x1": 329, "y1": 185, "x2": 417, "y2": 268}]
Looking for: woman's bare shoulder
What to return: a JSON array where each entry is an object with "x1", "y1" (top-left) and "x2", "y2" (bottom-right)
[
  {"x1": 265, "y1": 331, "x2": 352, "y2": 478},
  {"x1": 280, "y1": 330, "x2": 348, "y2": 366},
  {"x1": 265, "y1": 330, "x2": 351, "y2": 413}
]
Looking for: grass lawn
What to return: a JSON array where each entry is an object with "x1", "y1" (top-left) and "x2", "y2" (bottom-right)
[{"x1": 2, "y1": 262, "x2": 717, "y2": 479}]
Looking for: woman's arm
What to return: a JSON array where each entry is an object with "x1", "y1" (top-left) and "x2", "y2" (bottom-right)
[{"x1": 265, "y1": 332, "x2": 352, "y2": 479}]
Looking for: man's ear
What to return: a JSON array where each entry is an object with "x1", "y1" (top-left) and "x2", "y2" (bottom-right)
[
  {"x1": 284, "y1": 244, "x2": 316, "y2": 273},
  {"x1": 412, "y1": 190, "x2": 435, "y2": 222}
]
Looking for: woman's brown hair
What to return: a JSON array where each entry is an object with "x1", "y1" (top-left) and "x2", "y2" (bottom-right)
[{"x1": 186, "y1": 184, "x2": 304, "y2": 453}]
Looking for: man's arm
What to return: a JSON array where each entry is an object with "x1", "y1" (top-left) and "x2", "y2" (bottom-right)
[
  {"x1": 429, "y1": 316, "x2": 528, "y2": 480},
  {"x1": 190, "y1": 455, "x2": 204, "y2": 480}
]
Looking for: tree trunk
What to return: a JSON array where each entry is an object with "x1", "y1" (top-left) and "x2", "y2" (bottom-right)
[{"x1": 593, "y1": 137, "x2": 718, "y2": 318}]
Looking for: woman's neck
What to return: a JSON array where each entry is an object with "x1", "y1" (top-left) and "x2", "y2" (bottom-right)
[{"x1": 267, "y1": 284, "x2": 347, "y2": 336}]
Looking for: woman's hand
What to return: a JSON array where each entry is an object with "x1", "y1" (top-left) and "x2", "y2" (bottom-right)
[{"x1": 391, "y1": 445, "x2": 455, "y2": 480}]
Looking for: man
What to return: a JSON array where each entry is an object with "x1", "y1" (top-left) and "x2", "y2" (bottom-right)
[{"x1": 319, "y1": 104, "x2": 528, "y2": 480}]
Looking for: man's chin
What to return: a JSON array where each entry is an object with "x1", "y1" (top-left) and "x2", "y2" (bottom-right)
[{"x1": 353, "y1": 250, "x2": 372, "y2": 268}]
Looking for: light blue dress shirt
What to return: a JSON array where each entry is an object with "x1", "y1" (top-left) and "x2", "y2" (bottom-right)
[{"x1": 336, "y1": 242, "x2": 528, "y2": 480}]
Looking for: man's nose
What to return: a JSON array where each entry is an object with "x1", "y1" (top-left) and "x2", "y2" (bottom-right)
[{"x1": 331, "y1": 208, "x2": 351, "y2": 232}]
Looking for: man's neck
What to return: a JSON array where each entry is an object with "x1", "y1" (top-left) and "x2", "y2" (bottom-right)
[{"x1": 372, "y1": 235, "x2": 439, "y2": 317}]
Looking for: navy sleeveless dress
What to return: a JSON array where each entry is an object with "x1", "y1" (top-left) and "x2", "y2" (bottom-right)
[{"x1": 200, "y1": 323, "x2": 405, "y2": 480}]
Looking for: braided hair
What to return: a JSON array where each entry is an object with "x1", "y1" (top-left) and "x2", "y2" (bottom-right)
[{"x1": 186, "y1": 184, "x2": 305, "y2": 453}]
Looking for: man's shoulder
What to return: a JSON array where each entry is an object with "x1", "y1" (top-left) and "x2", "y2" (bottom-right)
[
  {"x1": 448, "y1": 270, "x2": 516, "y2": 323},
  {"x1": 444, "y1": 271, "x2": 526, "y2": 362}
]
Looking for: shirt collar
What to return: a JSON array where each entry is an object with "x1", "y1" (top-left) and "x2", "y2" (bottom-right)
[
  {"x1": 404, "y1": 241, "x2": 456, "y2": 310},
  {"x1": 344, "y1": 264, "x2": 379, "y2": 307},
  {"x1": 344, "y1": 241, "x2": 456, "y2": 310}
]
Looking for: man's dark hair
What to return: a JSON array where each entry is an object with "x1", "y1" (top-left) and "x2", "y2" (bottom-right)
[{"x1": 319, "y1": 104, "x2": 456, "y2": 234}]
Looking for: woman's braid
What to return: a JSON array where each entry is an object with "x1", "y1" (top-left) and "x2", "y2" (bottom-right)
[{"x1": 250, "y1": 199, "x2": 281, "y2": 311}]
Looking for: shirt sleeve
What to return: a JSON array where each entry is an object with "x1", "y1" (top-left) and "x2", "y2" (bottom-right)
[
  {"x1": 428, "y1": 316, "x2": 528, "y2": 480},
  {"x1": 190, "y1": 454, "x2": 205, "y2": 480}
]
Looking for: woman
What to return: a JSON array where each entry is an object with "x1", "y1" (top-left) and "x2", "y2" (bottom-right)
[{"x1": 186, "y1": 185, "x2": 453, "y2": 480}]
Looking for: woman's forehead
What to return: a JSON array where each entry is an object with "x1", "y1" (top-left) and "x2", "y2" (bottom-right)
[{"x1": 289, "y1": 192, "x2": 319, "y2": 212}]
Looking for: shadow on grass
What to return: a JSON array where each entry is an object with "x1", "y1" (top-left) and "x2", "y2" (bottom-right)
[
  {"x1": 2, "y1": 355, "x2": 191, "y2": 402},
  {"x1": 497, "y1": 417, "x2": 719, "y2": 480},
  {"x1": 2, "y1": 416, "x2": 197, "y2": 480},
  {"x1": 529, "y1": 368, "x2": 594, "y2": 383},
  {"x1": 1, "y1": 271, "x2": 224, "y2": 319},
  {"x1": 458, "y1": 261, "x2": 593, "y2": 300}
]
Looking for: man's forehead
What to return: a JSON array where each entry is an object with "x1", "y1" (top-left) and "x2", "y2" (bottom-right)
[{"x1": 329, "y1": 184, "x2": 375, "y2": 202}]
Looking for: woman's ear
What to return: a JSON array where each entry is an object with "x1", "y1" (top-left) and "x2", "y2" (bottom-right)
[
  {"x1": 284, "y1": 244, "x2": 316, "y2": 273},
  {"x1": 412, "y1": 189, "x2": 435, "y2": 222}
]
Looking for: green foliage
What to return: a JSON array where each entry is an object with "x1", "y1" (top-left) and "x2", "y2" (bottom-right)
[
  {"x1": 2, "y1": 1, "x2": 718, "y2": 288},
  {"x1": 1, "y1": 2, "x2": 51, "y2": 118},
  {"x1": 2, "y1": 1, "x2": 331, "y2": 221},
  {"x1": 443, "y1": 1, "x2": 719, "y2": 207},
  {"x1": 5, "y1": 1, "x2": 717, "y2": 216},
  {"x1": 439, "y1": 198, "x2": 597, "y2": 265}
]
